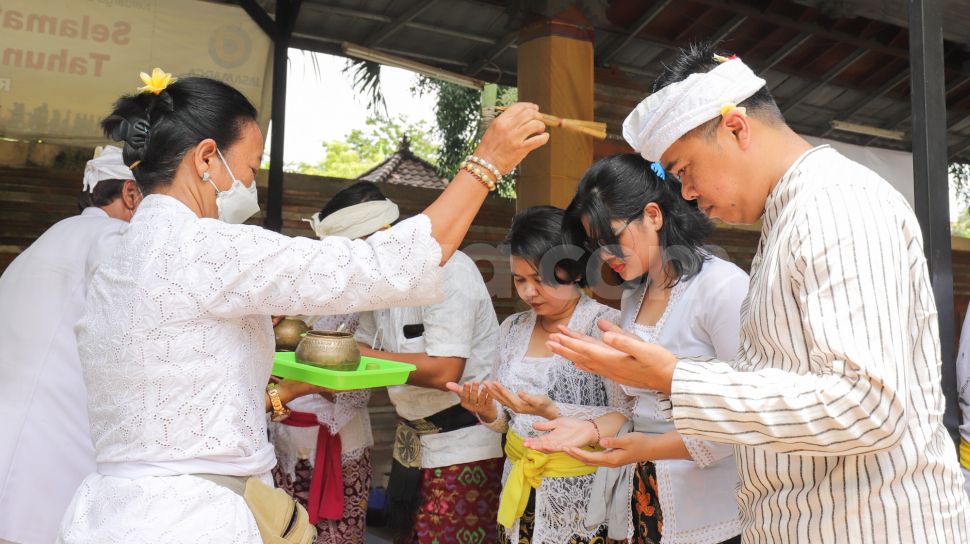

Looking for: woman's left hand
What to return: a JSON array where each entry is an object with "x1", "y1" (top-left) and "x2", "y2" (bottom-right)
[
  {"x1": 273, "y1": 378, "x2": 335, "y2": 403},
  {"x1": 483, "y1": 381, "x2": 559, "y2": 420},
  {"x1": 522, "y1": 417, "x2": 597, "y2": 452},
  {"x1": 563, "y1": 432, "x2": 656, "y2": 468}
]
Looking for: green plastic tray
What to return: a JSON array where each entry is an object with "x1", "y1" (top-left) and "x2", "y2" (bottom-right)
[{"x1": 272, "y1": 351, "x2": 415, "y2": 390}]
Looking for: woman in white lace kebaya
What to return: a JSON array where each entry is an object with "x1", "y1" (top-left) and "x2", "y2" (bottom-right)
[
  {"x1": 58, "y1": 75, "x2": 548, "y2": 543},
  {"x1": 269, "y1": 182, "x2": 397, "y2": 544},
  {"x1": 448, "y1": 206, "x2": 629, "y2": 544},
  {"x1": 531, "y1": 154, "x2": 748, "y2": 544}
]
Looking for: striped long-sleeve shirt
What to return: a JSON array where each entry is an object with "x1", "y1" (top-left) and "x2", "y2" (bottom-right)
[{"x1": 670, "y1": 146, "x2": 970, "y2": 543}]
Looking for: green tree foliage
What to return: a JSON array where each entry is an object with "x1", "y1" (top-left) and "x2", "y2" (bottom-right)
[
  {"x1": 413, "y1": 77, "x2": 519, "y2": 197},
  {"x1": 290, "y1": 115, "x2": 438, "y2": 179},
  {"x1": 952, "y1": 207, "x2": 970, "y2": 238},
  {"x1": 950, "y1": 162, "x2": 970, "y2": 237}
]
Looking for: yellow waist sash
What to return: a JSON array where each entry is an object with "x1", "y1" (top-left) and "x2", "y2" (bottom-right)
[
  {"x1": 960, "y1": 437, "x2": 970, "y2": 472},
  {"x1": 497, "y1": 431, "x2": 598, "y2": 528}
]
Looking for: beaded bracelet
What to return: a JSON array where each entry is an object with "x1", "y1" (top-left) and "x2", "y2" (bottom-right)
[
  {"x1": 466, "y1": 154, "x2": 502, "y2": 181},
  {"x1": 460, "y1": 160, "x2": 497, "y2": 192}
]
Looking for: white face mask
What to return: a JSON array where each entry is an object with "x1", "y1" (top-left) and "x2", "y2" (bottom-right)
[{"x1": 206, "y1": 148, "x2": 260, "y2": 224}]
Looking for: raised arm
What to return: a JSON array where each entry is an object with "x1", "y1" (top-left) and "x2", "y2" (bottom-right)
[{"x1": 424, "y1": 103, "x2": 547, "y2": 263}]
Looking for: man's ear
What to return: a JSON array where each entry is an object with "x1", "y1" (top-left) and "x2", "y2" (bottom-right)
[{"x1": 721, "y1": 110, "x2": 751, "y2": 151}]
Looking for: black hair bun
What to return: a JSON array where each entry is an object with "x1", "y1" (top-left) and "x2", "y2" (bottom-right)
[{"x1": 104, "y1": 114, "x2": 150, "y2": 167}]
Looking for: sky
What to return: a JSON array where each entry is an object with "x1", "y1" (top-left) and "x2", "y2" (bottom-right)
[{"x1": 266, "y1": 49, "x2": 438, "y2": 166}]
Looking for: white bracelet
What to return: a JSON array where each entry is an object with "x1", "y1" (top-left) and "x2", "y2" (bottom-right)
[{"x1": 467, "y1": 154, "x2": 502, "y2": 180}]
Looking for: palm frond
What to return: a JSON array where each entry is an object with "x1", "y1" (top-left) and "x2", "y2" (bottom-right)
[{"x1": 343, "y1": 59, "x2": 387, "y2": 116}]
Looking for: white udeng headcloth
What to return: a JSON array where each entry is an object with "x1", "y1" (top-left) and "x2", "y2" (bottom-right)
[
  {"x1": 83, "y1": 145, "x2": 133, "y2": 192},
  {"x1": 304, "y1": 199, "x2": 400, "y2": 240},
  {"x1": 622, "y1": 57, "x2": 766, "y2": 162}
]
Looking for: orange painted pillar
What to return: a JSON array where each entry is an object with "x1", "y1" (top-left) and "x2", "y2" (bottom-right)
[{"x1": 515, "y1": 11, "x2": 595, "y2": 211}]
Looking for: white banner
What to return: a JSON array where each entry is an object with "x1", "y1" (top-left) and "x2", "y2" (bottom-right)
[{"x1": 0, "y1": 0, "x2": 272, "y2": 143}]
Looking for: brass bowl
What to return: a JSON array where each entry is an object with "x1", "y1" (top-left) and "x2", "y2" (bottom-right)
[
  {"x1": 295, "y1": 330, "x2": 361, "y2": 371},
  {"x1": 274, "y1": 317, "x2": 310, "y2": 351}
]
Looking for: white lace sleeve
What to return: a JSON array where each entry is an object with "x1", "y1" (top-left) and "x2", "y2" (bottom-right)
[
  {"x1": 485, "y1": 315, "x2": 516, "y2": 434},
  {"x1": 681, "y1": 434, "x2": 735, "y2": 468},
  {"x1": 483, "y1": 399, "x2": 510, "y2": 433},
  {"x1": 195, "y1": 214, "x2": 443, "y2": 318},
  {"x1": 555, "y1": 401, "x2": 616, "y2": 420},
  {"x1": 317, "y1": 391, "x2": 372, "y2": 435},
  {"x1": 552, "y1": 302, "x2": 630, "y2": 420}
]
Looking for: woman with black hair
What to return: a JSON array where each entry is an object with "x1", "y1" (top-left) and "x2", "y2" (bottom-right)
[
  {"x1": 447, "y1": 206, "x2": 629, "y2": 544},
  {"x1": 527, "y1": 154, "x2": 748, "y2": 544},
  {"x1": 58, "y1": 72, "x2": 547, "y2": 543}
]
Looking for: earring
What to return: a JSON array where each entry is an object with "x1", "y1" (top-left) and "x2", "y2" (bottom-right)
[{"x1": 202, "y1": 171, "x2": 210, "y2": 182}]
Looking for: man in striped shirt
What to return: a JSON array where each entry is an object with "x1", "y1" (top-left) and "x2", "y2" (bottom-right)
[{"x1": 549, "y1": 43, "x2": 970, "y2": 542}]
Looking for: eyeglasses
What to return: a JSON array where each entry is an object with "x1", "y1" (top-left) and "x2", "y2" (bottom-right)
[{"x1": 583, "y1": 213, "x2": 642, "y2": 253}]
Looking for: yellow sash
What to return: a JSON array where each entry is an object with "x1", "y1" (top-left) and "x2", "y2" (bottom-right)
[
  {"x1": 497, "y1": 431, "x2": 598, "y2": 528},
  {"x1": 960, "y1": 437, "x2": 970, "y2": 472}
]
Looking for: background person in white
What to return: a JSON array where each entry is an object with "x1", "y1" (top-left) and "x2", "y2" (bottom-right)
[
  {"x1": 355, "y1": 236, "x2": 504, "y2": 544},
  {"x1": 548, "y1": 43, "x2": 970, "y2": 542},
  {"x1": 0, "y1": 146, "x2": 141, "y2": 544}
]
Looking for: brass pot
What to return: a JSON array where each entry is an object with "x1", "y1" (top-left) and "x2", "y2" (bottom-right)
[
  {"x1": 295, "y1": 330, "x2": 361, "y2": 371},
  {"x1": 274, "y1": 317, "x2": 310, "y2": 351}
]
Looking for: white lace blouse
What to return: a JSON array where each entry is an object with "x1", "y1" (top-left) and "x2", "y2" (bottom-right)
[
  {"x1": 487, "y1": 295, "x2": 629, "y2": 544},
  {"x1": 618, "y1": 256, "x2": 748, "y2": 544},
  {"x1": 59, "y1": 194, "x2": 444, "y2": 543}
]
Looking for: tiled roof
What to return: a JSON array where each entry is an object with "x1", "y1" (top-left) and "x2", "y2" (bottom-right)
[{"x1": 357, "y1": 136, "x2": 449, "y2": 190}]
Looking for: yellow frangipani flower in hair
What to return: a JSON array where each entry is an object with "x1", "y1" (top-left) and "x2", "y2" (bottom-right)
[{"x1": 137, "y1": 68, "x2": 177, "y2": 95}]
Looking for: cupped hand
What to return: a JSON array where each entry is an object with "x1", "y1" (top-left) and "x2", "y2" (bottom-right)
[
  {"x1": 522, "y1": 417, "x2": 597, "y2": 452},
  {"x1": 445, "y1": 380, "x2": 498, "y2": 423},
  {"x1": 563, "y1": 432, "x2": 656, "y2": 468},
  {"x1": 483, "y1": 380, "x2": 558, "y2": 420}
]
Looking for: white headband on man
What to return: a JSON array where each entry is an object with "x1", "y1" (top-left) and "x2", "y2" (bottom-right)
[
  {"x1": 83, "y1": 145, "x2": 134, "y2": 192},
  {"x1": 622, "y1": 57, "x2": 766, "y2": 162},
  {"x1": 304, "y1": 199, "x2": 400, "y2": 240}
]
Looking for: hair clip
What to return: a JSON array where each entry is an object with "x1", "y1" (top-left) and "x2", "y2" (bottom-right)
[
  {"x1": 712, "y1": 54, "x2": 739, "y2": 63},
  {"x1": 138, "y1": 67, "x2": 177, "y2": 95},
  {"x1": 650, "y1": 162, "x2": 666, "y2": 180}
]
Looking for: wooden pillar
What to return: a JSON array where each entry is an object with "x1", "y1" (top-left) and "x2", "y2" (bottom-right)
[
  {"x1": 515, "y1": 10, "x2": 595, "y2": 211},
  {"x1": 909, "y1": 0, "x2": 959, "y2": 444}
]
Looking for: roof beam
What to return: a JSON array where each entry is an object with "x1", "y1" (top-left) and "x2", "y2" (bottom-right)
[
  {"x1": 691, "y1": 0, "x2": 908, "y2": 62},
  {"x1": 860, "y1": 74, "x2": 970, "y2": 144},
  {"x1": 306, "y1": 3, "x2": 496, "y2": 46},
  {"x1": 781, "y1": 49, "x2": 870, "y2": 115},
  {"x1": 709, "y1": 14, "x2": 747, "y2": 44},
  {"x1": 598, "y1": 0, "x2": 673, "y2": 66},
  {"x1": 761, "y1": 32, "x2": 812, "y2": 71},
  {"x1": 364, "y1": 0, "x2": 438, "y2": 47},
  {"x1": 309, "y1": 3, "x2": 388, "y2": 23},
  {"x1": 950, "y1": 138, "x2": 970, "y2": 160},
  {"x1": 830, "y1": 70, "x2": 910, "y2": 122},
  {"x1": 466, "y1": 30, "x2": 518, "y2": 76},
  {"x1": 239, "y1": 0, "x2": 277, "y2": 39}
]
